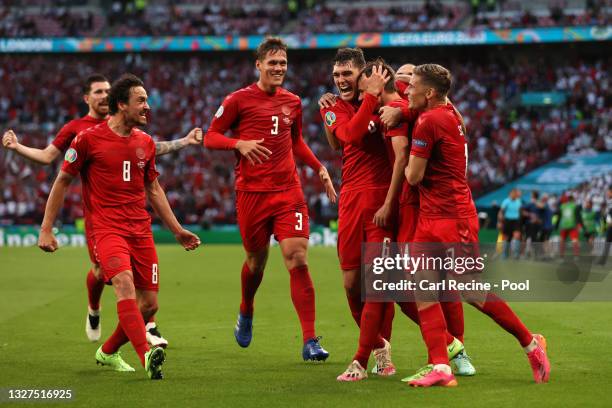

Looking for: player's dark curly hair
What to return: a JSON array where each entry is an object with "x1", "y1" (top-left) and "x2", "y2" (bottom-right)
[
  {"x1": 332, "y1": 48, "x2": 366, "y2": 69},
  {"x1": 108, "y1": 74, "x2": 144, "y2": 115},
  {"x1": 357, "y1": 58, "x2": 396, "y2": 93},
  {"x1": 255, "y1": 37, "x2": 288, "y2": 61},
  {"x1": 413, "y1": 64, "x2": 452, "y2": 97},
  {"x1": 82, "y1": 73, "x2": 109, "y2": 95}
]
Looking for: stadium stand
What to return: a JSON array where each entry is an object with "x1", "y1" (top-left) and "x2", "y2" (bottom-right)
[
  {"x1": 6, "y1": 0, "x2": 607, "y2": 38},
  {"x1": 0, "y1": 50, "x2": 609, "y2": 226}
]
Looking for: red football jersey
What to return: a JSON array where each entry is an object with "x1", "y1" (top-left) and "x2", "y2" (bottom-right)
[
  {"x1": 320, "y1": 98, "x2": 391, "y2": 192},
  {"x1": 410, "y1": 104, "x2": 476, "y2": 218},
  {"x1": 61, "y1": 122, "x2": 159, "y2": 236},
  {"x1": 383, "y1": 98, "x2": 419, "y2": 207},
  {"x1": 207, "y1": 83, "x2": 303, "y2": 192},
  {"x1": 51, "y1": 115, "x2": 107, "y2": 153}
]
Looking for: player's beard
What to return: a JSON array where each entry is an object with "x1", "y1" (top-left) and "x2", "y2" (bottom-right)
[{"x1": 94, "y1": 103, "x2": 109, "y2": 117}]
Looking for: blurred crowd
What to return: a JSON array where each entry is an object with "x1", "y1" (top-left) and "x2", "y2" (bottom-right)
[
  {"x1": 495, "y1": 172, "x2": 612, "y2": 262},
  {"x1": 470, "y1": 0, "x2": 608, "y2": 29},
  {"x1": 0, "y1": 52, "x2": 609, "y2": 228},
  {"x1": 1, "y1": 0, "x2": 607, "y2": 38}
]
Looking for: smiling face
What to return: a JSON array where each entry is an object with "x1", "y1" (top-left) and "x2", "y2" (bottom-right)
[
  {"x1": 407, "y1": 73, "x2": 429, "y2": 110},
  {"x1": 333, "y1": 61, "x2": 360, "y2": 102},
  {"x1": 84, "y1": 81, "x2": 110, "y2": 117},
  {"x1": 256, "y1": 50, "x2": 287, "y2": 91},
  {"x1": 121, "y1": 86, "x2": 150, "y2": 127}
]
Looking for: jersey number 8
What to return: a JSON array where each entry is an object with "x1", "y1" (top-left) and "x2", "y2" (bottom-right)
[{"x1": 123, "y1": 161, "x2": 131, "y2": 182}]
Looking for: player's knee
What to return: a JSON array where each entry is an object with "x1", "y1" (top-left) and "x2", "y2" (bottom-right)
[
  {"x1": 283, "y1": 249, "x2": 307, "y2": 268},
  {"x1": 111, "y1": 272, "x2": 136, "y2": 299},
  {"x1": 342, "y1": 270, "x2": 360, "y2": 296},
  {"x1": 92, "y1": 264, "x2": 102, "y2": 279},
  {"x1": 246, "y1": 257, "x2": 266, "y2": 274},
  {"x1": 140, "y1": 300, "x2": 158, "y2": 318}
]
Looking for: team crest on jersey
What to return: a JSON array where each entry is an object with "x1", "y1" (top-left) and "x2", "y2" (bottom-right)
[
  {"x1": 325, "y1": 111, "x2": 336, "y2": 127},
  {"x1": 368, "y1": 120, "x2": 377, "y2": 133},
  {"x1": 215, "y1": 105, "x2": 224, "y2": 118},
  {"x1": 64, "y1": 148, "x2": 77, "y2": 163},
  {"x1": 281, "y1": 105, "x2": 292, "y2": 116},
  {"x1": 283, "y1": 116, "x2": 291, "y2": 125},
  {"x1": 136, "y1": 147, "x2": 146, "y2": 160},
  {"x1": 138, "y1": 161, "x2": 146, "y2": 169},
  {"x1": 413, "y1": 139, "x2": 428, "y2": 148}
]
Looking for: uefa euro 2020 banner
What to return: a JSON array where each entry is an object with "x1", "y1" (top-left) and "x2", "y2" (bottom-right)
[{"x1": 0, "y1": 26, "x2": 609, "y2": 53}]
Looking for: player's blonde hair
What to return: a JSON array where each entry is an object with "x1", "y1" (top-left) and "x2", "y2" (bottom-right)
[{"x1": 413, "y1": 64, "x2": 452, "y2": 97}]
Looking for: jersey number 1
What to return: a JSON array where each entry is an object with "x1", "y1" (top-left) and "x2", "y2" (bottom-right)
[{"x1": 123, "y1": 161, "x2": 131, "y2": 182}]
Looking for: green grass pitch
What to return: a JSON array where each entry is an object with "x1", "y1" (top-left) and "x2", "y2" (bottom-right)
[{"x1": 1, "y1": 245, "x2": 611, "y2": 407}]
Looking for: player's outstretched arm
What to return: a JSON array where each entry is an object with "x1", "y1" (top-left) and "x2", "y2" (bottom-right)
[
  {"x1": 318, "y1": 166, "x2": 337, "y2": 204},
  {"x1": 155, "y1": 128, "x2": 202, "y2": 156},
  {"x1": 38, "y1": 170, "x2": 75, "y2": 252},
  {"x1": 145, "y1": 178, "x2": 201, "y2": 251},
  {"x1": 2, "y1": 129, "x2": 61, "y2": 165},
  {"x1": 405, "y1": 155, "x2": 427, "y2": 186},
  {"x1": 323, "y1": 126, "x2": 341, "y2": 151},
  {"x1": 374, "y1": 136, "x2": 408, "y2": 227}
]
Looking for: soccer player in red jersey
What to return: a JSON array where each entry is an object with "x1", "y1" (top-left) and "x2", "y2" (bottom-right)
[
  {"x1": 404, "y1": 64, "x2": 550, "y2": 387},
  {"x1": 2, "y1": 75, "x2": 202, "y2": 346},
  {"x1": 319, "y1": 50, "x2": 397, "y2": 381},
  {"x1": 37, "y1": 74, "x2": 200, "y2": 379},
  {"x1": 379, "y1": 63, "x2": 476, "y2": 378},
  {"x1": 204, "y1": 38, "x2": 336, "y2": 361}
]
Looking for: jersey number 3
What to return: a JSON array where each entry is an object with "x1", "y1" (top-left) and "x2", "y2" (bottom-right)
[{"x1": 271, "y1": 116, "x2": 279, "y2": 135}]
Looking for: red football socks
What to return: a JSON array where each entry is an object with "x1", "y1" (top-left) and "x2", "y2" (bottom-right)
[
  {"x1": 239, "y1": 262, "x2": 263, "y2": 317},
  {"x1": 474, "y1": 293, "x2": 533, "y2": 347},
  {"x1": 441, "y1": 295, "x2": 464, "y2": 343},
  {"x1": 117, "y1": 299, "x2": 149, "y2": 366},
  {"x1": 353, "y1": 302, "x2": 388, "y2": 369},
  {"x1": 101, "y1": 324, "x2": 129, "y2": 355},
  {"x1": 288, "y1": 265, "x2": 316, "y2": 343},
  {"x1": 380, "y1": 302, "x2": 395, "y2": 341},
  {"x1": 346, "y1": 291, "x2": 364, "y2": 327},
  {"x1": 86, "y1": 269, "x2": 105, "y2": 311},
  {"x1": 418, "y1": 304, "x2": 450, "y2": 366},
  {"x1": 398, "y1": 301, "x2": 420, "y2": 325}
]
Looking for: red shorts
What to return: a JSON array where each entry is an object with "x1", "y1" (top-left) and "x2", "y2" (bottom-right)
[
  {"x1": 338, "y1": 187, "x2": 395, "y2": 271},
  {"x1": 92, "y1": 232, "x2": 159, "y2": 291},
  {"x1": 560, "y1": 228, "x2": 579, "y2": 241},
  {"x1": 412, "y1": 216, "x2": 480, "y2": 271},
  {"x1": 397, "y1": 204, "x2": 419, "y2": 243},
  {"x1": 236, "y1": 187, "x2": 309, "y2": 252}
]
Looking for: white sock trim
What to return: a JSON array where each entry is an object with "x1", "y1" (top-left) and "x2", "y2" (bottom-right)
[
  {"x1": 524, "y1": 337, "x2": 538, "y2": 353},
  {"x1": 433, "y1": 364, "x2": 452, "y2": 375}
]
